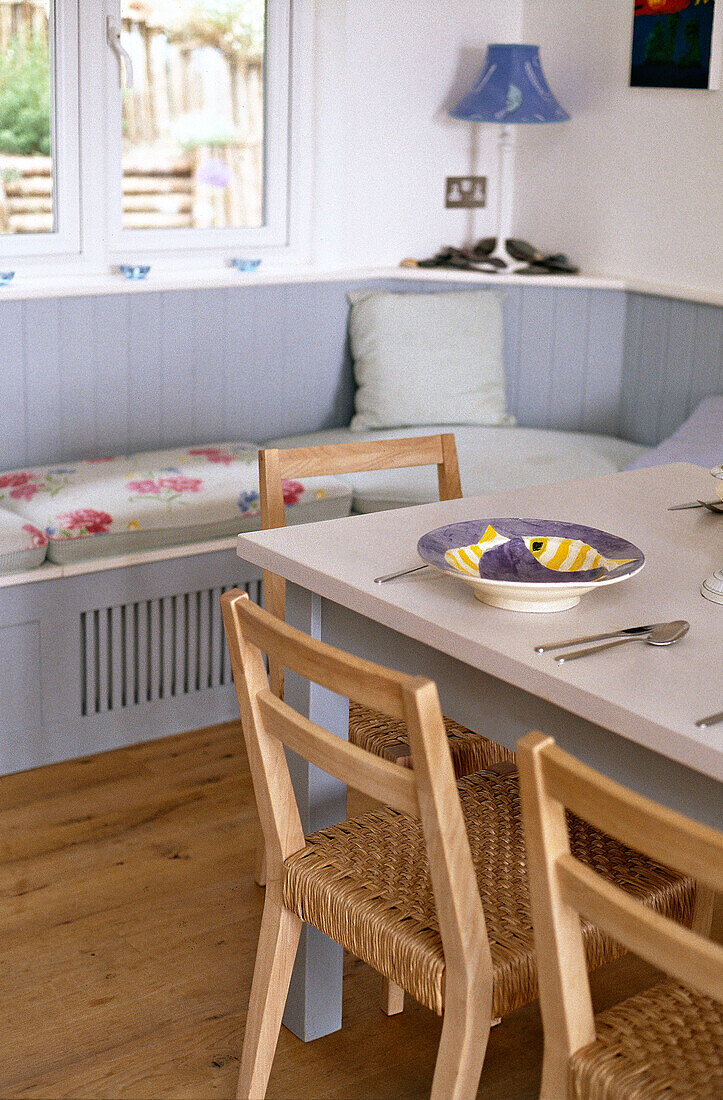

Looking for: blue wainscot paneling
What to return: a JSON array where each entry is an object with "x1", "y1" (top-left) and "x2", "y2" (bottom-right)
[
  {"x1": 620, "y1": 293, "x2": 723, "y2": 446},
  {"x1": 0, "y1": 278, "x2": 720, "y2": 472}
]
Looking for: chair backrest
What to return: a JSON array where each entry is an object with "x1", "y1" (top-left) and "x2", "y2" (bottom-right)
[
  {"x1": 258, "y1": 433, "x2": 462, "y2": 693},
  {"x1": 221, "y1": 589, "x2": 490, "y2": 986},
  {"x1": 517, "y1": 731, "x2": 723, "y2": 1083}
]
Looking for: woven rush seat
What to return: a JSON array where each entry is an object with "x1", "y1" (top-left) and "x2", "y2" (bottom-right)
[
  {"x1": 348, "y1": 701, "x2": 515, "y2": 777},
  {"x1": 568, "y1": 979, "x2": 723, "y2": 1099},
  {"x1": 282, "y1": 770, "x2": 693, "y2": 1019}
]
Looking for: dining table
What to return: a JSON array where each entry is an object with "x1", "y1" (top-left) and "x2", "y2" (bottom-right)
[{"x1": 236, "y1": 461, "x2": 722, "y2": 1042}]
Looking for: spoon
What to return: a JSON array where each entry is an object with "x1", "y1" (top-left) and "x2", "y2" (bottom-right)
[{"x1": 555, "y1": 620, "x2": 689, "y2": 663}]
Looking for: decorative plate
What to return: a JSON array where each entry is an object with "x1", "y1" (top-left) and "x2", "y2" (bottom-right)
[{"x1": 417, "y1": 518, "x2": 645, "y2": 613}]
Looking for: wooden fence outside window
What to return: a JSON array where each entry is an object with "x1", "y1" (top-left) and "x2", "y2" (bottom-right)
[{"x1": 0, "y1": 0, "x2": 264, "y2": 234}]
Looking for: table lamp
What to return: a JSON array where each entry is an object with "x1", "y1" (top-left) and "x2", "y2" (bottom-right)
[{"x1": 450, "y1": 44, "x2": 569, "y2": 272}]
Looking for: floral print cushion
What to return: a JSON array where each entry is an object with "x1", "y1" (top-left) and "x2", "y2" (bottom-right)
[
  {"x1": 0, "y1": 443, "x2": 353, "y2": 564},
  {"x1": 0, "y1": 506, "x2": 48, "y2": 574}
]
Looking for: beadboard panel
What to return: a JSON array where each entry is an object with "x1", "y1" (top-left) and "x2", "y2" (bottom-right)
[
  {"x1": 580, "y1": 289, "x2": 628, "y2": 436},
  {"x1": 1, "y1": 279, "x2": 719, "y2": 469},
  {"x1": 620, "y1": 293, "x2": 723, "y2": 446},
  {"x1": 0, "y1": 301, "x2": 25, "y2": 462}
]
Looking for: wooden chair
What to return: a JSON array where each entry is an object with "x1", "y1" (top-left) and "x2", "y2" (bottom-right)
[
  {"x1": 258, "y1": 434, "x2": 514, "y2": 779},
  {"x1": 518, "y1": 731, "x2": 721, "y2": 1100},
  {"x1": 221, "y1": 591, "x2": 695, "y2": 1100}
]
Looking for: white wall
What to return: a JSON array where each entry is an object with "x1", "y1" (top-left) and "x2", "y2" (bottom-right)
[
  {"x1": 515, "y1": 1, "x2": 723, "y2": 293},
  {"x1": 311, "y1": 0, "x2": 524, "y2": 266}
]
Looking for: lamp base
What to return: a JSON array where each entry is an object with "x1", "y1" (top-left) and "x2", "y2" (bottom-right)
[
  {"x1": 487, "y1": 242, "x2": 528, "y2": 273},
  {"x1": 701, "y1": 568, "x2": 723, "y2": 604},
  {"x1": 470, "y1": 237, "x2": 528, "y2": 272}
]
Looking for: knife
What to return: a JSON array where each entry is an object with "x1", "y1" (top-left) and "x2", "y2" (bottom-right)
[
  {"x1": 374, "y1": 563, "x2": 430, "y2": 584},
  {"x1": 534, "y1": 622, "x2": 666, "y2": 654}
]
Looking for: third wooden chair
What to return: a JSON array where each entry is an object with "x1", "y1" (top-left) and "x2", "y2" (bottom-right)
[{"x1": 518, "y1": 731, "x2": 721, "y2": 1100}]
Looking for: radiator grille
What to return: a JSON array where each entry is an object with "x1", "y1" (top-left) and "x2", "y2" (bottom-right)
[{"x1": 79, "y1": 581, "x2": 261, "y2": 716}]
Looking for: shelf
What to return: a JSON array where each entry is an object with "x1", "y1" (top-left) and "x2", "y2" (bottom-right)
[{"x1": 0, "y1": 264, "x2": 719, "y2": 306}]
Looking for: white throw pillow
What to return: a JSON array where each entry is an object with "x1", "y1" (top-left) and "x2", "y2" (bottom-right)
[{"x1": 348, "y1": 289, "x2": 514, "y2": 431}]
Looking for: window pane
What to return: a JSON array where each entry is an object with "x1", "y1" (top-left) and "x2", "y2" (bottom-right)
[
  {"x1": 120, "y1": 0, "x2": 265, "y2": 231},
  {"x1": 0, "y1": 0, "x2": 54, "y2": 235}
]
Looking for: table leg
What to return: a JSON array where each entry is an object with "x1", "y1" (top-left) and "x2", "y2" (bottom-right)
[{"x1": 281, "y1": 584, "x2": 348, "y2": 1042}]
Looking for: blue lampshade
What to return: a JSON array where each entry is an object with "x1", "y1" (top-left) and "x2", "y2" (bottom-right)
[{"x1": 450, "y1": 44, "x2": 569, "y2": 124}]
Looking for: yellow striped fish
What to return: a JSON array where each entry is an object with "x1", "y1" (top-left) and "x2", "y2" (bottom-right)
[
  {"x1": 444, "y1": 526, "x2": 637, "y2": 577},
  {"x1": 522, "y1": 536, "x2": 636, "y2": 574},
  {"x1": 444, "y1": 524, "x2": 509, "y2": 575}
]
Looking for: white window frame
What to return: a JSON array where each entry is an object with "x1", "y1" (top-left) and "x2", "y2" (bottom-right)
[
  {"x1": 1, "y1": 0, "x2": 310, "y2": 271},
  {"x1": 0, "y1": 0, "x2": 80, "y2": 259}
]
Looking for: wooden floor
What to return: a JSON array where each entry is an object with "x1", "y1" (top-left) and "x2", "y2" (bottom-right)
[{"x1": 0, "y1": 721, "x2": 711, "y2": 1100}]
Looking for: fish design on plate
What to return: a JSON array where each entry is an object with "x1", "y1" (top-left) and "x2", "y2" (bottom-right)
[{"x1": 444, "y1": 524, "x2": 638, "y2": 579}]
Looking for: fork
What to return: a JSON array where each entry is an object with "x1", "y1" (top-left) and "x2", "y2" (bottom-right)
[{"x1": 668, "y1": 499, "x2": 723, "y2": 513}]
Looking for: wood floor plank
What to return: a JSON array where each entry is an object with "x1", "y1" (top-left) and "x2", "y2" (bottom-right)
[
  {"x1": 11, "y1": 1012, "x2": 245, "y2": 1099},
  {"x1": 0, "y1": 737, "x2": 247, "y2": 854},
  {"x1": 0, "y1": 806, "x2": 259, "y2": 952},
  {"x1": 0, "y1": 721, "x2": 716, "y2": 1100},
  {"x1": 0, "y1": 722, "x2": 243, "y2": 812}
]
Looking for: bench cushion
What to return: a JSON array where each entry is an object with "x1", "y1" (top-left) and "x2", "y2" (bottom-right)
[
  {"x1": 263, "y1": 425, "x2": 646, "y2": 513},
  {"x1": 0, "y1": 507, "x2": 48, "y2": 574},
  {"x1": 0, "y1": 443, "x2": 353, "y2": 564},
  {"x1": 626, "y1": 395, "x2": 723, "y2": 471}
]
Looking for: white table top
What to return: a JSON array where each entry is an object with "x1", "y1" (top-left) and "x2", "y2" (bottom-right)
[{"x1": 237, "y1": 464, "x2": 722, "y2": 783}]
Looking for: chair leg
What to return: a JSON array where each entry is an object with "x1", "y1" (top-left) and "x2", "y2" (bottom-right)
[
  {"x1": 691, "y1": 882, "x2": 715, "y2": 935},
  {"x1": 430, "y1": 996, "x2": 491, "y2": 1100},
  {"x1": 539, "y1": 1043, "x2": 572, "y2": 1100},
  {"x1": 254, "y1": 844, "x2": 267, "y2": 887},
  {"x1": 237, "y1": 886, "x2": 302, "y2": 1100},
  {"x1": 381, "y1": 978, "x2": 405, "y2": 1015}
]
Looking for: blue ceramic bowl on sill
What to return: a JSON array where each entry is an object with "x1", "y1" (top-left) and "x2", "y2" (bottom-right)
[
  {"x1": 119, "y1": 264, "x2": 151, "y2": 280},
  {"x1": 231, "y1": 258, "x2": 262, "y2": 273}
]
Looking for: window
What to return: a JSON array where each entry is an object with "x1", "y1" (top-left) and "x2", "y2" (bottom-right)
[
  {"x1": 0, "y1": 0, "x2": 79, "y2": 254},
  {"x1": 0, "y1": 0, "x2": 300, "y2": 267}
]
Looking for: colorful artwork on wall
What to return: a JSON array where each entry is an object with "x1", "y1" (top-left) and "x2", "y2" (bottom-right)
[{"x1": 631, "y1": 0, "x2": 721, "y2": 88}]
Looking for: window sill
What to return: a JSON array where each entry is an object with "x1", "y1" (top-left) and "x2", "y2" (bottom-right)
[{"x1": 0, "y1": 264, "x2": 718, "y2": 306}]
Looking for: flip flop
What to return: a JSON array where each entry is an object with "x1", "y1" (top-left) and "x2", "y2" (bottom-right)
[{"x1": 506, "y1": 239, "x2": 579, "y2": 273}]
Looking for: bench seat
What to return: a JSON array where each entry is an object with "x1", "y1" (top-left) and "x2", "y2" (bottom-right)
[
  {"x1": 0, "y1": 426, "x2": 651, "y2": 576},
  {"x1": 263, "y1": 424, "x2": 646, "y2": 513},
  {"x1": 0, "y1": 442, "x2": 353, "y2": 567}
]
